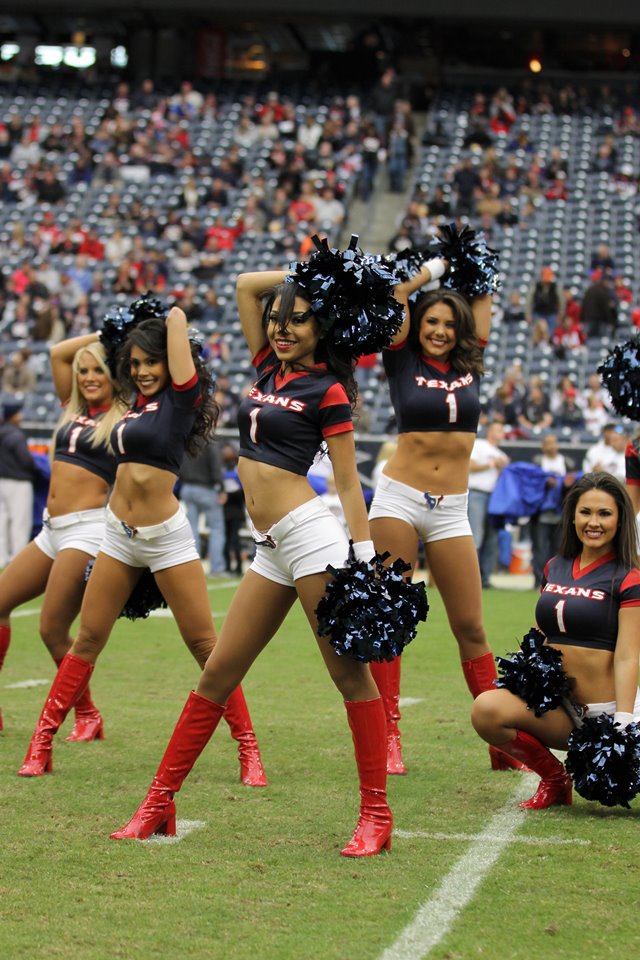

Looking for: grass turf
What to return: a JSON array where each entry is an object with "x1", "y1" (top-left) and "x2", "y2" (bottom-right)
[{"x1": 1, "y1": 581, "x2": 638, "y2": 960}]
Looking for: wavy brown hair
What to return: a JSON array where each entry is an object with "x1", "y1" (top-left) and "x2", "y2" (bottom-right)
[
  {"x1": 408, "y1": 289, "x2": 485, "y2": 376},
  {"x1": 559, "y1": 472, "x2": 640, "y2": 570}
]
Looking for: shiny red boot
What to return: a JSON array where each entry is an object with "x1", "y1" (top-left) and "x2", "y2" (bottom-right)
[
  {"x1": 497, "y1": 730, "x2": 572, "y2": 809},
  {"x1": 18, "y1": 653, "x2": 94, "y2": 776},
  {"x1": 371, "y1": 656, "x2": 406, "y2": 775},
  {"x1": 0, "y1": 624, "x2": 10, "y2": 732},
  {"x1": 48, "y1": 657, "x2": 104, "y2": 743},
  {"x1": 110, "y1": 691, "x2": 225, "y2": 841},
  {"x1": 223, "y1": 685, "x2": 267, "y2": 786},
  {"x1": 462, "y1": 651, "x2": 531, "y2": 773},
  {"x1": 340, "y1": 698, "x2": 393, "y2": 857}
]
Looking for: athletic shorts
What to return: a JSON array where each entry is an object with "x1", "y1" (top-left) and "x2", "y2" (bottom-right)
[
  {"x1": 249, "y1": 497, "x2": 350, "y2": 588},
  {"x1": 584, "y1": 689, "x2": 640, "y2": 720},
  {"x1": 100, "y1": 506, "x2": 199, "y2": 573},
  {"x1": 368, "y1": 473, "x2": 472, "y2": 544},
  {"x1": 34, "y1": 508, "x2": 106, "y2": 560}
]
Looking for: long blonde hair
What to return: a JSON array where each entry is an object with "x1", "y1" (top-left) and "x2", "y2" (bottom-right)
[{"x1": 54, "y1": 342, "x2": 129, "y2": 452}]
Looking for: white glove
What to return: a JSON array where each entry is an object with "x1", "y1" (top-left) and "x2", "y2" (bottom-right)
[
  {"x1": 423, "y1": 257, "x2": 446, "y2": 282},
  {"x1": 352, "y1": 540, "x2": 375, "y2": 563},
  {"x1": 613, "y1": 711, "x2": 635, "y2": 730}
]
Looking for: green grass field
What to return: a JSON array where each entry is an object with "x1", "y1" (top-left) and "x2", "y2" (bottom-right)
[{"x1": 1, "y1": 579, "x2": 638, "y2": 960}]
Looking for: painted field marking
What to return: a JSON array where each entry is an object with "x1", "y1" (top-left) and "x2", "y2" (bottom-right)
[
  {"x1": 5, "y1": 678, "x2": 50, "y2": 689},
  {"x1": 142, "y1": 819, "x2": 207, "y2": 845},
  {"x1": 399, "y1": 697, "x2": 425, "y2": 708},
  {"x1": 378, "y1": 776, "x2": 541, "y2": 960},
  {"x1": 149, "y1": 609, "x2": 226, "y2": 619},
  {"x1": 13, "y1": 609, "x2": 39, "y2": 618},
  {"x1": 394, "y1": 829, "x2": 589, "y2": 847}
]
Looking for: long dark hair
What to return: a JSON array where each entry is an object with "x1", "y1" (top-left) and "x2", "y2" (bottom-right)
[
  {"x1": 260, "y1": 280, "x2": 358, "y2": 406},
  {"x1": 116, "y1": 317, "x2": 219, "y2": 455},
  {"x1": 408, "y1": 289, "x2": 484, "y2": 375},
  {"x1": 559, "y1": 472, "x2": 640, "y2": 570}
]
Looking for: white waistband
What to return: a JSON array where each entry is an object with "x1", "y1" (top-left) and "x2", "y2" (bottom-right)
[
  {"x1": 43, "y1": 507, "x2": 105, "y2": 529},
  {"x1": 106, "y1": 505, "x2": 186, "y2": 541}
]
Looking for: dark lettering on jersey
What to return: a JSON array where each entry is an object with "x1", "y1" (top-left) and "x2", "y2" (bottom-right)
[
  {"x1": 543, "y1": 583, "x2": 606, "y2": 600},
  {"x1": 247, "y1": 386, "x2": 306, "y2": 412},
  {"x1": 122, "y1": 402, "x2": 160, "y2": 420},
  {"x1": 414, "y1": 372, "x2": 474, "y2": 392}
]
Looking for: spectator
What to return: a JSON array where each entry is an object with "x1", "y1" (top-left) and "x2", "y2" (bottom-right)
[
  {"x1": 530, "y1": 432, "x2": 574, "y2": 590},
  {"x1": 583, "y1": 392, "x2": 609, "y2": 437},
  {"x1": 583, "y1": 423, "x2": 628, "y2": 481},
  {"x1": 0, "y1": 399, "x2": 37, "y2": 568},
  {"x1": 590, "y1": 242, "x2": 616, "y2": 276},
  {"x1": 517, "y1": 380, "x2": 553, "y2": 434},
  {"x1": 553, "y1": 386, "x2": 586, "y2": 431},
  {"x1": 503, "y1": 290, "x2": 526, "y2": 324},
  {"x1": 525, "y1": 266, "x2": 563, "y2": 336},
  {"x1": 531, "y1": 318, "x2": 553, "y2": 355},
  {"x1": 220, "y1": 442, "x2": 246, "y2": 576},
  {"x1": 552, "y1": 314, "x2": 587, "y2": 359},
  {"x1": 581, "y1": 274, "x2": 617, "y2": 337},
  {"x1": 179, "y1": 440, "x2": 227, "y2": 576},
  {"x1": 468, "y1": 421, "x2": 510, "y2": 588},
  {"x1": 2, "y1": 350, "x2": 36, "y2": 394}
]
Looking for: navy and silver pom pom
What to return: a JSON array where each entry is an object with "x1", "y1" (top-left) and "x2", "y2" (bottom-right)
[
  {"x1": 566, "y1": 714, "x2": 640, "y2": 808},
  {"x1": 495, "y1": 627, "x2": 575, "y2": 716},
  {"x1": 286, "y1": 235, "x2": 404, "y2": 357},
  {"x1": 597, "y1": 335, "x2": 640, "y2": 422},
  {"x1": 84, "y1": 562, "x2": 167, "y2": 620},
  {"x1": 315, "y1": 548, "x2": 429, "y2": 662},
  {"x1": 430, "y1": 222, "x2": 501, "y2": 296},
  {"x1": 100, "y1": 291, "x2": 168, "y2": 376}
]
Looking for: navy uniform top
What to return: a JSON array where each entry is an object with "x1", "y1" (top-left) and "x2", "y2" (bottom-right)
[
  {"x1": 625, "y1": 439, "x2": 640, "y2": 486},
  {"x1": 238, "y1": 345, "x2": 353, "y2": 476},
  {"x1": 54, "y1": 404, "x2": 117, "y2": 485},
  {"x1": 111, "y1": 374, "x2": 200, "y2": 476},
  {"x1": 383, "y1": 339, "x2": 483, "y2": 434},
  {"x1": 537, "y1": 552, "x2": 640, "y2": 652}
]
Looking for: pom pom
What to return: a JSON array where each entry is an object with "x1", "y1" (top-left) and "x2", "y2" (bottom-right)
[
  {"x1": 84, "y1": 562, "x2": 167, "y2": 620},
  {"x1": 286, "y1": 235, "x2": 404, "y2": 357},
  {"x1": 495, "y1": 627, "x2": 575, "y2": 716},
  {"x1": 385, "y1": 245, "x2": 431, "y2": 283},
  {"x1": 597, "y1": 335, "x2": 640, "y2": 421},
  {"x1": 315, "y1": 548, "x2": 429, "y2": 662},
  {"x1": 429, "y1": 222, "x2": 501, "y2": 296},
  {"x1": 565, "y1": 714, "x2": 640, "y2": 808},
  {"x1": 100, "y1": 291, "x2": 168, "y2": 376}
]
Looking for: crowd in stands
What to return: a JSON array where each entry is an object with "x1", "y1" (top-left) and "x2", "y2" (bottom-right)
[{"x1": 0, "y1": 72, "x2": 639, "y2": 449}]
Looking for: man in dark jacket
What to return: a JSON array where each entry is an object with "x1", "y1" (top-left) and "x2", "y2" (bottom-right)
[
  {"x1": 179, "y1": 440, "x2": 227, "y2": 575},
  {"x1": 0, "y1": 399, "x2": 37, "y2": 566}
]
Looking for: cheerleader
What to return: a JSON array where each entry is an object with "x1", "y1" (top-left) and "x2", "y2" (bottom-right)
[
  {"x1": 18, "y1": 307, "x2": 267, "y2": 786},
  {"x1": 0, "y1": 333, "x2": 127, "y2": 737},
  {"x1": 472, "y1": 473, "x2": 640, "y2": 809}
]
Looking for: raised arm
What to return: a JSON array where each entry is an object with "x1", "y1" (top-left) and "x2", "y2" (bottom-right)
[
  {"x1": 236, "y1": 271, "x2": 289, "y2": 359},
  {"x1": 390, "y1": 258, "x2": 447, "y2": 346},
  {"x1": 49, "y1": 332, "x2": 101, "y2": 403},
  {"x1": 165, "y1": 306, "x2": 196, "y2": 386},
  {"x1": 471, "y1": 293, "x2": 493, "y2": 343}
]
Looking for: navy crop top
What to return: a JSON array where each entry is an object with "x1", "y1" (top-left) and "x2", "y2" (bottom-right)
[
  {"x1": 536, "y1": 553, "x2": 640, "y2": 652},
  {"x1": 111, "y1": 374, "x2": 201, "y2": 476},
  {"x1": 625, "y1": 439, "x2": 640, "y2": 487},
  {"x1": 54, "y1": 405, "x2": 117, "y2": 485},
  {"x1": 383, "y1": 339, "x2": 482, "y2": 434},
  {"x1": 238, "y1": 345, "x2": 353, "y2": 476}
]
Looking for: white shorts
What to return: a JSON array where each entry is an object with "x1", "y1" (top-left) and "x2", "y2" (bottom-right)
[
  {"x1": 249, "y1": 498, "x2": 350, "y2": 588},
  {"x1": 584, "y1": 689, "x2": 640, "y2": 720},
  {"x1": 100, "y1": 506, "x2": 199, "y2": 573},
  {"x1": 34, "y1": 508, "x2": 106, "y2": 560},
  {"x1": 368, "y1": 473, "x2": 472, "y2": 544}
]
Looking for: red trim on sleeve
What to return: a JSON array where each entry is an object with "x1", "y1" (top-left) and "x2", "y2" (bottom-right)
[
  {"x1": 625, "y1": 440, "x2": 637, "y2": 457},
  {"x1": 253, "y1": 344, "x2": 272, "y2": 369},
  {"x1": 478, "y1": 337, "x2": 488, "y2": 348},
  {"x1": 626, "y1": 478, "x2": 640, "y2": 486},
  {"x1": 319, "y1": 382, "x2": 350, "y2": 409},
  {"x1": 173, "y1": 371, "x2": 199, "y2": 391},
  {"x1": 322, "y1": 422, "x2": 354, "y2": 439},
  {"x1": 620, "y1": 568, "x2": 640, "y2": 591},
  {"x1": 385, "y1": 338, "x2": 407, "y2": 352},
  {"x1": 620, "y1": 599, "x2": 640, "y2": 608}
]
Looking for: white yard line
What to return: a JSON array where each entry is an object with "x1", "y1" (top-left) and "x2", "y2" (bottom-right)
[
  {"x1": 394, "y1": 829, "x2": 589, "y2": 846},
  {"x1": 5, "y1": 678, "x2": 50, "y2": 688},
  {"x1": 378, "y1": 776, "x2": 539, "y2": 960},
  {"x1": 141, "y1": 819, "x2": 207, "y2": 845},
  {"x1": 399, "y1": 697, "x2": 425, "y2": 708}
]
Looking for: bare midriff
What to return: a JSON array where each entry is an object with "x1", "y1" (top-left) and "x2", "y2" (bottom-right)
[
  {"x1": 544, "y1": 641, "x2": 615, "y2": 706},
  {"x1": 382, "y1": 431, "x2": 476, "y2": 495},
  {"x1": 109, "y1": 462, "x2": 180, "y2": 527},
  {"x1": 47, "y1": 461, "x2": 110, "y2": 517},
  {"x1": 238, "y1": 457, "x2": 317, "y2": 532}
]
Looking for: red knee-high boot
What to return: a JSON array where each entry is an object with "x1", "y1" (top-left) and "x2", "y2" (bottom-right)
[
  {"x1": 462, "y1": 651, "x2": 530, "y2": 773},
  {"x1": 50, "y1": 657, "x2": 104, "y2": 743},
  {"x1": 341, "y1": 697, "x2": 393, "y2": 858},
  {"x1": 370, "y1": 656, "x2": 406, "y2": 775},
  {"x1": 110, "y1": 691, "x2": 225, "y2": 840},
  {"x1": 496, "y1": 730, "x2": 572, "y2": 809},
  {"x1": 223, "y1": 685, "x2": 267, "y2": 787},
  {"x1": 0, "y1": 624, "x2": 10, "y2": 732},
  {"x1": 18, "y1": 653, "x2": 94, "y2": 776}
]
